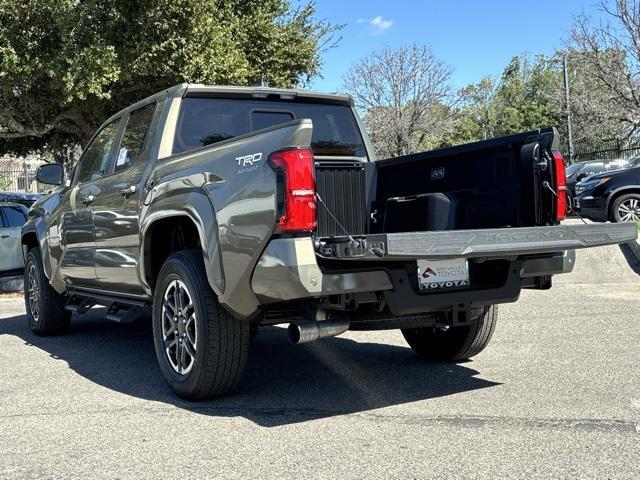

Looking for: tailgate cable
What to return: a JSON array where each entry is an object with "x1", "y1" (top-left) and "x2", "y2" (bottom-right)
[
  {"x1": 542, "y1": 181, "x2": 588, "y2": 224},
  {"x1": 315, "y1": 192, "x2": 360, "y2": 246},
  {"x1": 315, "y1": 193, "x2": 386, "y2": 257}
]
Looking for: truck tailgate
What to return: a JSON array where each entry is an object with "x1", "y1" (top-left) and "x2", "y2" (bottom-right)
[{"x1": 316, "y1": 222, "x2": 638, "y2": 260}]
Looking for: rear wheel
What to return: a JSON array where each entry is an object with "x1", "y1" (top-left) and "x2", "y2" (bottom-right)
[
  {"x1": 24, "y1": 248, "x2": 71, "y2": 336},
  {"x1": 611, "y1": 193, "x2": 640, "y2": 222},
  {"x1": 402, "y1": 305, "x2": 497, "y2": 361},
  {"x1": 152, "y1": 250, "x2": 250, "y2": 400}
]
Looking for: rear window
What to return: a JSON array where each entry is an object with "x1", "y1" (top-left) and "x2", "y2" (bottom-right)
[{"x1": 172, "y1": 97, "x2": 366, "y2": 157}]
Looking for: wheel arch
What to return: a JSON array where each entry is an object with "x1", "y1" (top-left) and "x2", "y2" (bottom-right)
[
  {"x1": 140, "y1": 193, "x2": 224, "y2": 298},
  {"x1": 606, "y1": 186, "x2": 640, "y2": 220},
  {"x1": 20, "y1": 220, "x2": 52, "y2": 279}
]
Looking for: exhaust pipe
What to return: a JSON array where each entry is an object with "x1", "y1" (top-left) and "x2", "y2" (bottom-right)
[{"x1": 288, "y1": 310, "x2": 350, "y2": 345}]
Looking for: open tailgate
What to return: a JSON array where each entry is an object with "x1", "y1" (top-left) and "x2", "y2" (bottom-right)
[{"x1": 316, "y1": 222, "x2": 638, "y2": 260}]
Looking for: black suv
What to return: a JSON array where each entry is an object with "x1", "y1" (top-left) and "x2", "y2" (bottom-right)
[
  {"x1": 566, "y1": 160, "x2": 628, "y2": 208},
  {"x1": 576, "y1": 166, "x2": 640, "y2": 222}
]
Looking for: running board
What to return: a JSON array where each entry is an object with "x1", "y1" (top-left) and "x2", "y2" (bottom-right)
[
  {"x1": 316, "y1": 222, "x2": 638, "y2": 260},
  {"x1": 67, "y1": 289, "x2": 149, "y2": 307}
]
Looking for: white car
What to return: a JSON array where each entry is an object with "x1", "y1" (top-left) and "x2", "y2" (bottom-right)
[{"x1": 0, "y1": 202, "x2": 29, "y2": 277}]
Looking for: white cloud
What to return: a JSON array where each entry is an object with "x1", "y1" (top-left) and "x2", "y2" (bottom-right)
[{"x1": 357, "y1": 16, "x2": 394, "y2": 35}]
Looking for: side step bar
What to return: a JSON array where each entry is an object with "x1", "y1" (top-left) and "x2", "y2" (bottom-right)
[
  {"x1": 316, "y1": 222, "x2": 638, "y2": 260},
  {"x1": 66, "y1": 288, "x2": 150, "y2": 323}
]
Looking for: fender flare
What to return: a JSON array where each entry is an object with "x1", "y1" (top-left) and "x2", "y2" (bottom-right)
[
  {"x1": 21, "y1": 218, "x2": 52, "y2": 280},
  {"x1": 139, "y1": 185, "x2": 225, "y2": 298}
]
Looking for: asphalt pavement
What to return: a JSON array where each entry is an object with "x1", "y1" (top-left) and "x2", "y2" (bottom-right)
[{"x1": 0, "y1": 239, "x2": 639, "y2": 479}]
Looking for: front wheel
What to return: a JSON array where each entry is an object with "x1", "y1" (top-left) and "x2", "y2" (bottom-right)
[
  {"x1": 24, "y1": 248, "x2": 71, "y2": 336},
  {"x1": 611, "y1": 193, "x2": 640, "y2": 222},
  {"x1": 402, "y1": 305, "x2": 497, "y2": 361},
  {"x1": 152, "y1": 250, "x2": 250, "y2": 400}
]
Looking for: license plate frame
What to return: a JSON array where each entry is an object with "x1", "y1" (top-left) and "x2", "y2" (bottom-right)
[{"x1": 417, "y1": 258, "x2": 470, "y2": 291}]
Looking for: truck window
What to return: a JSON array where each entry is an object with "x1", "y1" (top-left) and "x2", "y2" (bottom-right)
[
  {"x1": 173, "y1": 98, "x2": 366, "y2": 157},
  {"x1": 114, "y1": 102, "x2": 156, "y2": 172},
  {"x1": 75, "y1": 118, "x2": 121, "y2": 184}
]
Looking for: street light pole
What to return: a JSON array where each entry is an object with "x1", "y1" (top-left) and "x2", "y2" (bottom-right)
[{"x1": 563, "y1": 55, "x2": 574, "y2": 163}]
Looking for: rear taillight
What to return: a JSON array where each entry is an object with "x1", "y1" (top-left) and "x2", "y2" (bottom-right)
[
  {"x1": 552, "y1": 150, "x2": 567, "y2": 221},
  {"x1": 269, "y1": 148, "x2": 317, "y2": 233}
]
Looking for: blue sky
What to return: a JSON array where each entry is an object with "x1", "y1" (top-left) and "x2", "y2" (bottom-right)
[{"x1": 308, "y1": 0, "x2": 604, "y2": 92}]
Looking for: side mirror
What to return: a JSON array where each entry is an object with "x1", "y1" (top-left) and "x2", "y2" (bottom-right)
[
  {"x1": 576, "y1": 172, "x2": 587, "y2": 182},
  {"x1": 36, "y1": 163, "x2": 64, "y2": 186}
]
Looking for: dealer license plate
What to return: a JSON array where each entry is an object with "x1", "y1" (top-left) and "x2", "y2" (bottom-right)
[{"x1": 417, "y1": 258, "x2": 470, "y2": 290}]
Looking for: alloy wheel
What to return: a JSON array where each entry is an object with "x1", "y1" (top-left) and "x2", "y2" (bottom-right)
[
  {"x1": 27, "y1": 264, "x2": 40, "y2": 322},
  {"x1": 162, "y1": 279, "x2": 197, "y2": 375},
  {"x1": 617, "y1": 198, "x2": 640, "y2": 222}
]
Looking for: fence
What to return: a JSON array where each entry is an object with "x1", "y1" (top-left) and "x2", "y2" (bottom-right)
[
  {"x1": 0, "y1": 157, "x2": 48, "y2": 193},
  {"x1": 562, "y1": 138, "x2": 640, "y2": 164}
]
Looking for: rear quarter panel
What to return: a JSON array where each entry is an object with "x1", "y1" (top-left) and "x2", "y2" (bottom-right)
[{"x1": 143, "y1": 119, "x2": 313, "y2": 318}]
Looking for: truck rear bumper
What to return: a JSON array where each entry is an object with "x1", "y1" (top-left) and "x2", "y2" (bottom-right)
[
  {"x1": 251, "y1": 238, "x2": 393, "y2": 304},
  {"x1": 251, "y1": 229, "x2": 590, "y2": 307}
]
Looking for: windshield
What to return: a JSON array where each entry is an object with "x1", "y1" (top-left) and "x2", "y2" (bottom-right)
[
  {"x1": 566, "y1": 163, "x2": 582, "y2": 177},
  {"x1": 173, "y1": 97, "x2": 366, "y2": 157}
]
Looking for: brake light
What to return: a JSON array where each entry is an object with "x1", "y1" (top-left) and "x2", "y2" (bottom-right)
[
  {"x1": 269, "y1": 149, "x2": 317, "y2": 233},
  {"x1": 552, "y1": 150, "x2": 567, "y2": 221}
]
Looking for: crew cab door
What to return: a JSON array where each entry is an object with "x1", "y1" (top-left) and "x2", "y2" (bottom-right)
[
  {"x1": 92, "y1": 102, "x2": 156, "y2": 295},
  {"x1": 57, "y1": 117, "x2": 122, "y2": 289}
]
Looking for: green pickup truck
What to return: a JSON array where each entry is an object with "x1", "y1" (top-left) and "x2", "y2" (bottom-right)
[{"x1": 22, "y1": 83, "x2": 637, "y2": 399}]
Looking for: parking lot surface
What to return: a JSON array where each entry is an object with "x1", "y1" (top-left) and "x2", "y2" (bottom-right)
[{"x1": 1, "y1": 241, "x2": 639, "y2": 479}]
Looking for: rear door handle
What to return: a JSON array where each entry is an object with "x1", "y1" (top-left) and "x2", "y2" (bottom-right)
[
  {"x1": 119, "y1": 185, "x2": 137, "y2": 196},
  {"x1": 1, "y1": 235, "x2": 9, "y2": 239},
  {"x1": 81, "y1": 194, "x2": 95, "y2": 206}
]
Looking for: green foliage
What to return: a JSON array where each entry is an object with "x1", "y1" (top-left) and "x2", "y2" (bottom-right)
[
  {"x1": 0, "y1": 0, "x2": 338, "y2": 160},
  {"x1": 443, "y1": 55, "x2": 564, "y2": 147},
  {"x1": 0, "y1": 175, "x2": 10, "y2": 190}
]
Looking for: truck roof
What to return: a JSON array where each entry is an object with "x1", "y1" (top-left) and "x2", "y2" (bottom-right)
[{"x1": 175, "y1": 83, "x2": 353, "y2": 106}]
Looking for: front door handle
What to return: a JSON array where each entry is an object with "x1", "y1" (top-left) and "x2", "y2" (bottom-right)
[
  {"x1": 81, "y1": 194, "x2": 95, "y2": 206},
  {"x1": 119, "y1": 185, "x2": 137, "y2": 196},
  {"x1": 0, "y1": 235, "x2": 9, "y2": 239}
]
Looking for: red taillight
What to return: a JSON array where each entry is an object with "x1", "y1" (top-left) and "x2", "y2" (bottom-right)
[
  {"x1": 269, "y1": 148, "x2": 317, "y2": 233},
  {"x1": 552, "y1": 150, "x2": 567, "y2": 221}
]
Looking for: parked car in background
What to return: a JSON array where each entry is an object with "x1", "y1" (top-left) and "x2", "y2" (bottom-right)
[
  {"x1": 576, "y1": 165, "x2": 640, "y2": 222},
  {"x1": 0, "y1": 190, "x2": 42, "y2": 208},
  {"x1": 566, "y1": 160, "x2": 629, "y2": 208},
  {"x1": 0, "y1": 202, "x2": 29, "y2": 277},
  {"x1": 624, "y1": 155, "x2": 640, "y2": 168}
]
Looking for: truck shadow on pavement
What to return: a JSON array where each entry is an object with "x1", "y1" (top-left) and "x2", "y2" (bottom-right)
[{"x1": 1, "y1": 310, "x2": 500, "y2": 427}]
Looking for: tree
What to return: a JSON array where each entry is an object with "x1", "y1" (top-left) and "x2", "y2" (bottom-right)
[
  {"x1": 569, "y1": 0, "x2": 640, "y2": 137},
  {"x1": 448, "y1": 76, "x2": 499, "y2": 144},
  {"x1": 343, "y1": 44, "x2": 453, "y2": 157},
  {"x1": 444, "y1": 55, "x2": 563, "y2": 147},
  {"x1": 0, "y1": 0, "x2": 338, "y2": 161}
]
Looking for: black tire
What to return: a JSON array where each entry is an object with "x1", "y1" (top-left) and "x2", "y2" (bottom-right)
[
  {"x1": 24, "y1": 248, "x2": 71, "y2": 336},
  {"x1": 152, "y1": 250, "x2": 250, "y2": 400},
  {"x1": 401, "y1": 305, "x2": 497, "y2": 361},
  {"x1": 610, "y1": 193, "x2": 640, "y2": 222}
]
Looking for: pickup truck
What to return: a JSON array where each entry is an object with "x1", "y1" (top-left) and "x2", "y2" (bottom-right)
[{"x1": 24, "y1": 83, "x2": 637, "y2": 400}]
